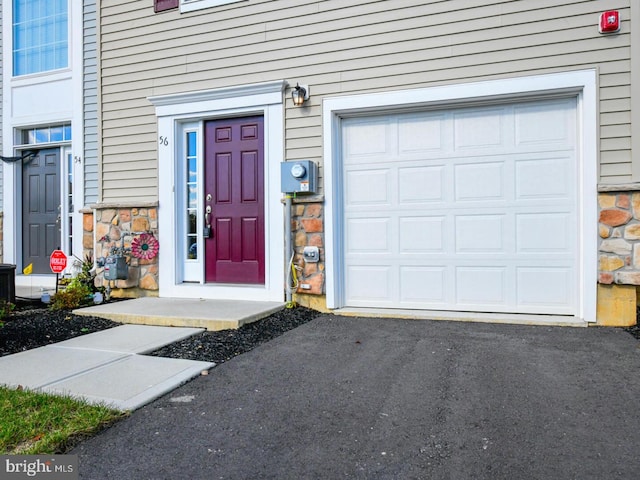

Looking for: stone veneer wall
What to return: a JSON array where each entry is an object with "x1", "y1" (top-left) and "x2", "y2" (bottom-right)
[
  {"x1": 291, "y1": 200, "x2": 325, "y2": 306},
  {"x1": 85, "y1": 205, "x2": 159, "y2": 296},
  {"x1": 82, "y1": 210, "x2": 95, "y2": 261},
  {"x1": 598, "y1": 192, "x2": 640, "y2": 285},
  {"x1": 597, "y1": 191, "x2": 640, "y2": 326}
]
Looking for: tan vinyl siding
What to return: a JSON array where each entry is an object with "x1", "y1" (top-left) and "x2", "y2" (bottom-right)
[{"x1": 100, "y1": 0, "x2": 633, "y2": 202}]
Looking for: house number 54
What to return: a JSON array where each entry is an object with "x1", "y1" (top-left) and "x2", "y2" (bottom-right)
[{"x1": 159, "y1": 136, "x2": 169, "y2": 146}]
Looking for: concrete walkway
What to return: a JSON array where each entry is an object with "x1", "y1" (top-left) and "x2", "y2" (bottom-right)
[
  {"x1": 2, "y1": 296, "x2": 285, "y2": 410},
  {"x1": 0, "y1": 325, "x2": 213, "y2": 411}
]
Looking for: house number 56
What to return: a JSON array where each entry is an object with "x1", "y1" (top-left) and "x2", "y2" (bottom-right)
[{"x1": 159, "y1": 136, "x2": 169, "y2": 146}]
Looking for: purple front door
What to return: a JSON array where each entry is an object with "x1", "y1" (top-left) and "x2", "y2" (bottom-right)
[{"x1": 204, "y1": 116, "x2": 265, "y2": 284}]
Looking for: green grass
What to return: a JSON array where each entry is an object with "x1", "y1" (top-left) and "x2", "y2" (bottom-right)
[{"x1": 0, "y1": 386, "x2": 126, "y2": 454}]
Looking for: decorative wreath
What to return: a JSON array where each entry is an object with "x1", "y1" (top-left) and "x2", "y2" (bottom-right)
[{"x1": 131, "y1": 233, "x2": 159, "y2": 260}]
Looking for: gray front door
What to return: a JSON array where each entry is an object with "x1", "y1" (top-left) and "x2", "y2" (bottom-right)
[{"x1": 22, "y1": 148, "x2": 61, "y2": 273}]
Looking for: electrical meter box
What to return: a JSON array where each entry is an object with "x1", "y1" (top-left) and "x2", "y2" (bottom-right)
[
  {"x1": 281, "y1": 160, "x2": 318, "y2": 193},
  {"x1": 104, "y1": 255, "x2": 128, "y2": 280}
]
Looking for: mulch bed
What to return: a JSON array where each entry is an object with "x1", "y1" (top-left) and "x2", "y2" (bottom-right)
[
  {"x1": 624, "y1": 310, "x2": 640, "y2": 340},
  {"x1": 0, "y1": 301, "x2": 119, "y2": 356},
  {"x1": 3, "y1": 299, "x2": 639, "y2": 361},
  {"x1": 0, "y1": 299, "x2": 321, "y2": 362}
]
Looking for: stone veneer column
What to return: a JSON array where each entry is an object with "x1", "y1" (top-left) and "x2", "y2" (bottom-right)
[
  {"x1": 290, "y1": 200, "x2": 327, "y2": 311},
  {"x1": 81, "y1": 209, "x2": 94, "y2": 262},
  {"x1": 597, "y1": 191, "x2": 640, "y2": 326},
  {"x1": 92, "y1": 204, "x2": 159, "y2": 297}
]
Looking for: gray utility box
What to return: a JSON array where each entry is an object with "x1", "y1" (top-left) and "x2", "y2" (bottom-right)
[
  {"x1": 104, "y1": 255, "x2": 128, "y2": 280},
  {"x1": 0, "y1": 264, "x2": 16, "y2": 303},
  {"x1": 281, "y1": 160, "x2": 318, "y2": 193}
]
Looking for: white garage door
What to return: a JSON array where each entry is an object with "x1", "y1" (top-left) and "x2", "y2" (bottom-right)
[{"x1": 341, "y1": 97, "x2": 578, "y2": 315}]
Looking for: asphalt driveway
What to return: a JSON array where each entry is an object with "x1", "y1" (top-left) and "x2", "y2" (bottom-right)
[{"x1": 72, "y1": 315, "x2": 640, "y2": 479}]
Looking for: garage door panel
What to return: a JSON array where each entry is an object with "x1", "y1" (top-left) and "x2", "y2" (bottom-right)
[
  {"x1": 516, "y1": 267, "x2": 573, "y2": 310},
  {"x1": 516, "y1": 213, "x2": 573, "y2": 252},
  {"x1": 398, "y1": 113, "x2": 445, "y2": 153},
  {"x1": 515, "y1": 100, "x2": 573, "y2": 147},
  {"x1": 346, "y1": 169, "x2": 391, "y2": 206},
  {"x1": 455, "y1": 215, "x2": 506, "y2": 253},
  {"x1": 398, "y1": 165, "x2": 445, "y2": 203},
  {"x1": 515, "y1": 156, "x2": 573, "y2": 199},
  {"x1": 347, "y1": 218, "x2": 390, "y2": 253},
  {"x1": 456, "y1": 267, "x2": 507, "y2": 305},
  {"x1": 346, "y1": 266, "x2": 394, "y2": 306},
  {"x1": 342, "y1": 97, "x2": 578, "y2": 315},
  {"x1": 344, "y1": 119, "x2": 388, "y2": 159},
  {"x1": 454, "y1": 162, "x2": 505, "y2": 201},
  {"x1": 399, "y1": 216, "x2": 444, "y2": 252},
  {"x1": 454, "y1": 108, "x2": 504, "y2": 150},
  {"x1": 400, "y1": 266, "x2": 446, "y2": 303}
]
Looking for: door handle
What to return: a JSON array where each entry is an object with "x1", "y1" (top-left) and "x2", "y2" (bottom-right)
[
  {"x1": 205, "y1": 205, "x2": 212, "y2": 226},
  {"x1": 204, "y1": 205, "x2": 213, "y2": 238}
]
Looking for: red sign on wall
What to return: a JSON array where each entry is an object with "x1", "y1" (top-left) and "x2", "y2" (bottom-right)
[
  {"x1": 50, "y1": 250, "x2": 68, "y2": 274},
  {"x1": 599, "y1": 11, "x2": 620, "y2": 33}
]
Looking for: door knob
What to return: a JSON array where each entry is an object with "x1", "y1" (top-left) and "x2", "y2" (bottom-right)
[{"x1": 204, "y1": 205, "x2": 213, "y2": 238}]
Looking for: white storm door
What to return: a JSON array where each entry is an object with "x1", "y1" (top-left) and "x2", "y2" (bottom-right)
[{"x1": 341, "y1": 98, "x2": 578, "y2": 315}]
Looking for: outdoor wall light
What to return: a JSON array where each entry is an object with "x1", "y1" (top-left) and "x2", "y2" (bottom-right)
[{"x1": 292, "y1": 83, "x2": 309, "y2": 106}]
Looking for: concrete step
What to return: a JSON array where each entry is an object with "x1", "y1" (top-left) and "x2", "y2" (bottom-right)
[{"x1": 73, "y1": 297, "x2": 285, "y2": 331}]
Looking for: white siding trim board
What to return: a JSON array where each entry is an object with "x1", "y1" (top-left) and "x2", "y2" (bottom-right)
[{"x1": 323, "y1": 70, "x2": 598, "y2": 323}]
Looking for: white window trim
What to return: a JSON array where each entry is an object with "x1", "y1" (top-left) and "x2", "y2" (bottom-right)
[
  {"x1": 10, "y1": 0, "x2": 71, "y2": 78},
  {"x1": 149, "y1": 80, "x2": 286, "y2": 302},
  {"x1": 179, "y1": 122, "x2": 203, "y2": 282},
  {"x1": 180, "y1": 0, "x2": 245, "y2": 13},
  {"x1": 323, "y1": 70, "x2": 598, "y2": 323}
]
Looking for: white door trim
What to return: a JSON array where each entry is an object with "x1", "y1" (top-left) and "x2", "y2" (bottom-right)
[
  {"x1": 323, "y1": 70, "x2": 598, "y2": 322},
  {"x1": 149, "y1": 81, "x2": 286, "y2": 301}
]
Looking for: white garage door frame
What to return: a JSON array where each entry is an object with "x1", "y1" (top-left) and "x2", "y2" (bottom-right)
[{"x1": 323, "y1": 70, "x2": 598, "y2": 323}]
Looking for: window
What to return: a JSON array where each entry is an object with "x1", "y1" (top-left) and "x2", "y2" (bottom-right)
[
  {"x1": 185, "y1": 131, "x2": 199, "y2": 260},
  {"x1": 13, "y1": 0, "x2": 69, "y2": 76},
  {"x1": 180, "y1": 0, "x2": 244, "y2": 13},
  {"x1": 155, "y1": 0, "x2": 178, "y2": 13},
  {"x1": 16, "y1": 124, "x2": 71, "y2": 146}
]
